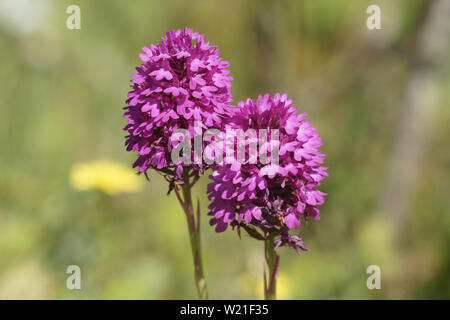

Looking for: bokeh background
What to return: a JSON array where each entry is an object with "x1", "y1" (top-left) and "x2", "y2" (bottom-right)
[{"x1": 0, "y1": 0, "x2": 449, "y2": 299}]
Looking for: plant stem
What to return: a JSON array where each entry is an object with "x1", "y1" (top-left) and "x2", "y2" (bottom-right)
[
  {"x1": 180, "y1": 170, "x2": 208, "y2": 299},
  {"x1": 264, "y1": 236, "x2": 279, "y2": 300}
]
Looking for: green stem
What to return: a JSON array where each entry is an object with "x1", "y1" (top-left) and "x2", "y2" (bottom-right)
[
  {"x1": 181, "y1": 170, "x2": 208, "y2": 299},
  {"x1": 264, "y1": 236, "x2": 279, "y2": 300}
]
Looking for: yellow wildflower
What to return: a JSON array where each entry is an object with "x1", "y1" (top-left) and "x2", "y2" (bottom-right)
[
  {"x1": 238, "y1": 271, "x2": 292, "y2": 299},
  {"x1": 70, "y1": 160, "x2": 143, "y2": 195},
  {"x1": 276, "y1": 273, "x2": 293, "y2": 300}
]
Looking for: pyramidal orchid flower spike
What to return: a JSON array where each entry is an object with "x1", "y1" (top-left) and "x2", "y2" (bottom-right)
[
  {"x1": 123, "y1": 28, "x2": 234, "y2": 299},
  {"x1": 207, "y1": 93, "x2": 328, "y2": 299},
  {"x1": 124, "y1": 28, "x2": 233, "y2": 185}
]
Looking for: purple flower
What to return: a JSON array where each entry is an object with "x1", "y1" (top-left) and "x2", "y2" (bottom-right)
[
  {"x1": 123, "y1": 28, "x2": 234, "y2": 182},
  {"x1": 207, "y1": 93, "x2": 328, "y2": 253}
]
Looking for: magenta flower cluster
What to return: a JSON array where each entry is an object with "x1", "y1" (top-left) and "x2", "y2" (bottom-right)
[
  {"x1": 124, "y1": 28, "x2": 233, "y2": 181},
  {"x1": 207, "y1": 94, "x2": 327, "y2": 253},
  {"x1": 124, "y1": 29, "x2": 327, "y2": 253}
]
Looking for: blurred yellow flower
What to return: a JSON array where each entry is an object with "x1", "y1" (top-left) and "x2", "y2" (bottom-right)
[
  {"x1": 276, "y1": 273, "x2": 293, "y2": 300},
  {"x1": 69, "y1": 160, "x2": 143, "y2": 195},
  {"x1": 238, "y1": 271, "x2": 292, "y2": 299}
]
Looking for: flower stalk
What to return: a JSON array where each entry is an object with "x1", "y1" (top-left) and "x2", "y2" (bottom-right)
[
  {"x1": 264, "y1": 236, "x2": 279, "y2": 300},
  {"x1": 175, "y1": 169, "x2": 208, "y2": 299}
]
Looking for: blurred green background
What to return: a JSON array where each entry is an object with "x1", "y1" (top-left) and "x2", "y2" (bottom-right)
[{"x1": 0, "y1": 0, "x2": 449, "y2": 299}]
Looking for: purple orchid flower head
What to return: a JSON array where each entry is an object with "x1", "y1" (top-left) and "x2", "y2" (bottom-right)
[
  {"x1": 207, "y1": 93, "x2": 328, "y2": 253},
  {"x1": 123, "y1": 28, "x2": 234, "y2": 185}
]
